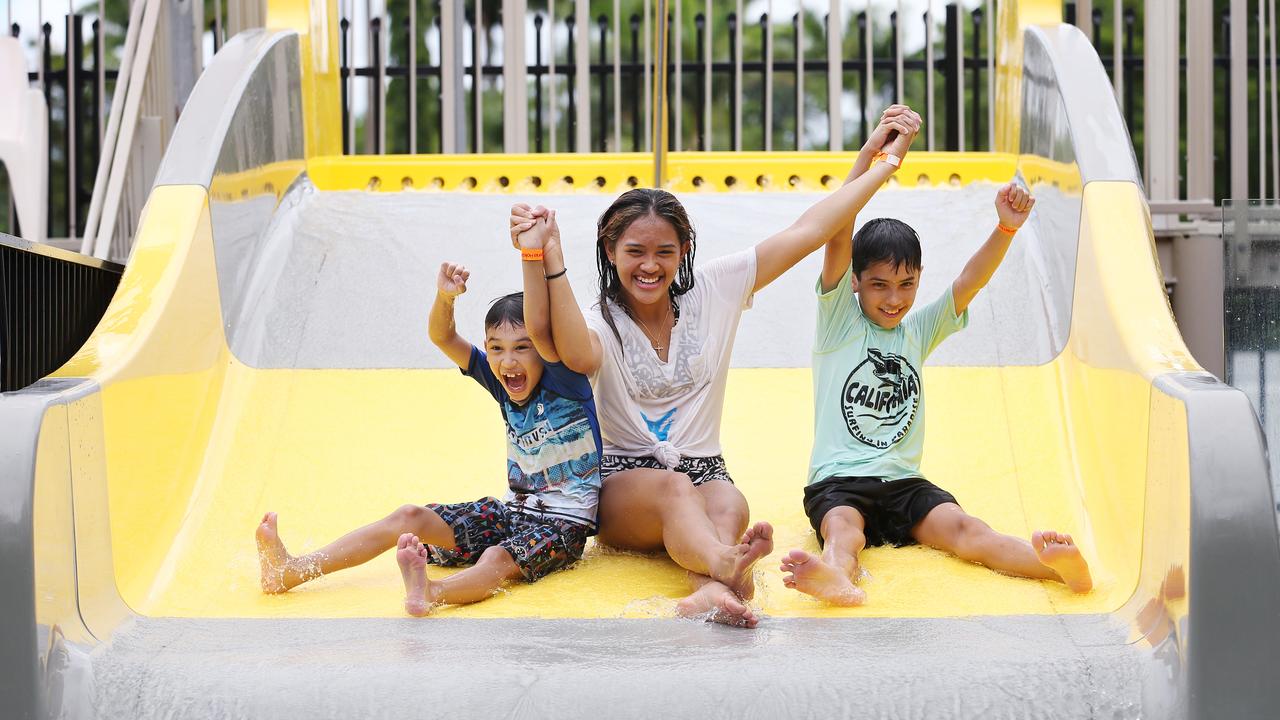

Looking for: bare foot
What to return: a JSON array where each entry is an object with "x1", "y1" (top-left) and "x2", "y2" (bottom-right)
[
  {"x1": 779, "y1": 549, "x2": 866, "y2": 606},
  {"x1": 1032, "y1": 531, "x2": 1093, "y2": 593},
  {"x1": 717, "y1": 521, "x2": 774, "y2": 600},
  {"x1": 675, "y1": 580, "x2": 759, "y2": 629},
  {"x1": 256, "y1": 512, "x2": 293, "y2": 594},
  {"x1": 396, "y1": 533, "x2": 440, "y2": 616}
]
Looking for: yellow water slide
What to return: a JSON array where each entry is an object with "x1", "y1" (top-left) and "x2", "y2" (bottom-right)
[{"x1": 3, "y1": 1, "x2": 1278, "y2": 717}]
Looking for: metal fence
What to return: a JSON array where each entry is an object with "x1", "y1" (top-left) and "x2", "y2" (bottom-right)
[
  {"x1": 3, "y1": 1, "x2": 1280, "y2": 248},
  {"x1": 0, "y1": 233, "x2": 121, "y2": 391}
]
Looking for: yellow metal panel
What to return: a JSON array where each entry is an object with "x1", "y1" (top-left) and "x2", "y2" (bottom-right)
[
  {"x1": 306, "y1": 152, "x2": 1020, "y2": 194},
  {"x1": 208, "y1": 159, "x2": 307, "y2": 204},
  {"x1": 267, "y1": 0, "x2": 341, "y2": 157},
  {"x1": 995, "y1": 0, "x2": 1064, "y2": 153}
]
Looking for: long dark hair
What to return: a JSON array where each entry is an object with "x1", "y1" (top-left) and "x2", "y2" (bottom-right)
[{"x1": 595, "y1": 188, "x2": 697, "y2": 347}]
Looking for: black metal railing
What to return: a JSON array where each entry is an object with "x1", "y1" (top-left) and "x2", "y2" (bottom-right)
[{"x1": 0, "y1": 233, "x2": 121, "y2": 391}]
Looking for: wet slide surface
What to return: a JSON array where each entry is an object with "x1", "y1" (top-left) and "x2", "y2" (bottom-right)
[{"x1": 133, "y1": 183, "x2": 1123, "y2": 621}]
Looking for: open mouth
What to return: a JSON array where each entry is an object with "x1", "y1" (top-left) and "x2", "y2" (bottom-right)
[
  {"x1": 633, "y1": 273, "x2": 663, "y2": 291},
  {"x1": 501, "y1": 369, "x2": 528, "y2": 395},
  {"x1": 880, "y1": 308, "x2": 904, "y2": 319}
]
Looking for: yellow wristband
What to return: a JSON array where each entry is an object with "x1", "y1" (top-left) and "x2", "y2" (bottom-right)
[
  {"x1": 521, "y1": 247, "x2": 545, "y2": 261},
  {"x1": 997, "y1": 223, "x2": 1019, "y2": 236}
]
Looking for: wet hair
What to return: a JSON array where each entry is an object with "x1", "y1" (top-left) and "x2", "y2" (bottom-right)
[
  {"x1": 484, "y1": 292, "x2": 525, "y2": 330},
  {"x1": 595, "y1": 188, "x2": 697, "y2": 347},
  {"x1": 851, "y1": 218, "x2": 923, "y2": 278}
]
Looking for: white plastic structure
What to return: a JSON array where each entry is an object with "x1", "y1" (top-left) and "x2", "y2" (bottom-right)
[{"x1": 0, "y1": 36, "x2": 48, "y2": 244}]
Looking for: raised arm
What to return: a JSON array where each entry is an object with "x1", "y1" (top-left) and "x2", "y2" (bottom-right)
[
  {"x1": 952, "y1": 182, "x2": 1035, "y2": 314},
  {"x1": 428, "y1": 262, "x2": 475, "y2": 369},
  {"x1": 513, "y1": 208, "x2": 561, "y2": 363},
  {"x1": 510, "y1": 206, "x2": 602, "y2": 375},
  {"x1": 820, "y1": 106, "x2": 916, "y2": 292},
  {"x1": 756, "y1": 105, "x2": 921, "y2": 294}
]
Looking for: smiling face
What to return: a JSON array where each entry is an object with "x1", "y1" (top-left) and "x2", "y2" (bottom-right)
[
  {"x1": 605, "y1": 213, "x2": 688, "y2": 308},
  {"x1": 852, "y1": 260, "x2": 921, "y2": 329},
  {"x1": 484, "y1": 322, "x2": 544, "y2": 404}
]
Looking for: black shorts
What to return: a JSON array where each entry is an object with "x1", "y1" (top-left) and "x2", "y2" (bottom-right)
[
  {"x1": 803, "y1": 476, "x2": 959, "y2": 548},
  {"x1": 600, "y1": 454, "x2": 734, "y2": 486}
]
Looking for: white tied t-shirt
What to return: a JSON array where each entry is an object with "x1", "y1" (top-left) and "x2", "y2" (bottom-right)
[{"x1": 585, "y1": 249, "x2": 757, "y2": 467}]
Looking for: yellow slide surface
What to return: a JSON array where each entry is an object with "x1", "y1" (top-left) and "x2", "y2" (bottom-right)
[{"x1": 43, "y1": 155, "x2": 1189, "y2": 631}]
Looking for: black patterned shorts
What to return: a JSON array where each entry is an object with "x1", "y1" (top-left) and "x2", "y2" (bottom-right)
[
  {"x1": 600, "y1": 454, "x2": 734, "y2": 486},
  {"x1": 424, "y1": 497, "x2": 589, "y2": 582}
]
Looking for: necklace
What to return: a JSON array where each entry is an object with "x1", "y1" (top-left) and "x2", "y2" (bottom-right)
[{"x1": 633, "y1": 302, "x2": 673, "y2": 354}]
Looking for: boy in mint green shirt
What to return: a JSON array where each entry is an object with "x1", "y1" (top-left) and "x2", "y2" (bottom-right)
[{"x1": 779, "y1": 119, "x2": 1093, "y2": 606}]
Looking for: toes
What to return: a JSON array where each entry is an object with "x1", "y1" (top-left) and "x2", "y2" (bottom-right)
[
  {"x1": 784, "y1": 549, "x2": 812, "y2": 565},
  {"x1": 397, "y1": 533, "x2": 413, "y2": 550},
  {"x1": 1031, "y1": 531, "x2": 1046, "y2": 551}
]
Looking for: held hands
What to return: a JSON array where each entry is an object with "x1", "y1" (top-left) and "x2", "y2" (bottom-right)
[
  {"x1": 864, "y1": 104, "x2": 922, "y2": 161},
  {"x1": 437, "y1": 261, "x2": 470, "y2": 298},
  {"x1": 995, "y1": 182, "x2": 1035, "y2": 230},
  {"x1": 509, "y1": 203, "x2": 559, "y2": 252}
]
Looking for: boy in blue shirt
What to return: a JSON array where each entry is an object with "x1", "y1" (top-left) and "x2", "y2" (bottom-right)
[
  {"x1": 255, "y1": 218, "x2": 600, "y2": 615},
  {"x1": 780, "y1": 125, "x2": 1093, "y2": 606}
]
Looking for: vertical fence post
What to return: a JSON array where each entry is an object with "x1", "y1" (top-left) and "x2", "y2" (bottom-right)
[
  {"x1": 1076, "y1": 0, "x2": 1093, "y2": 42},
  {"x1": 1187, "y1": 0, "x2": 1213, "y2": 202},
  {"x1": 653, "y1": 0, "x2": 669, "y2": 185},
  {"x1": 503, "y1": 0, "x2": 529, "y2": 153},
  {"x1": 827, "y1": 0, "x2": 842, "y2": 151},
  {"x1": 764, "y1": 6, "x2": 773, "y2": 151},
  {"x1": 1264, "y1": 0, "x2": 1274, "y2": 197},
  {"x1": 986, "y1": 0, "x2": 994, "y2": 152},
  {"x1": 67, "y1": 13, "x2": 80, "y2": 239},
  {"x1": 440, "y1": 0, "x2": 465, "y2": 153},
  {"x1": 474, "y1": 1, "x2": 484, "y2": 153},
  {"x1": 971, "y1": 6, "x2": 981, "y2": 152},
  {"x1": 696, "y1": 12, "x2": 706, "y2": 149},
  {"x1": 1228, "y1": 1, "x2": 1249, "y2": 199},
  {"x1": 1112, "y1": 0, "x2": 1122, "y2": 102},
  {"x1": 549, "y1": 1, "x2": 557, "y2": 152},
  {"x1": 632, "y1": 14, "x2": 641, "y2": 149},
  {"x1": 795, "y1": 11, "x2": 804, "y2": 151},
  {"x1": 1145, "y1": 0, "x2": 1179, "y2": 201},
  {"x1": 96, "y1": 0, "x2": 105, "y2": 143},
  {"x1": 1231, "y1": 0, "x2": 1249, "y2": 202},
  {"x1": 945, "y1": 4, "x2": 963, "y2": 152},
  {"x1": 895, "y1": 1, "x2": 904, "y2": 103},
  {"x1": 374, "y1": 16, "x2": 386, "y2": 154},
  {"x1": 703, "y1": 0, "x2": 711, "y2": 150},
  {"x1": 644, "y1": 0, "x2": 651, "y2": 151},
  {"x1": 575, "y1": 0, "x2": 590, "y2": 152},
  {"x1": 737, "y1": 0, "x2": 747, "y2": 149},
  {"x1": 408, "y1": 1, "x2": 417, "y2": 154},
  {"x1": 863, "y1": 0, "x2": 873, "y2": 139},
  {"x1": 733, "y1": 0, "x2": 743, "y2": 151},
  {"x1": 674, "y1": 0, "x2": 682, "y2": 151},
  {"x1": 341, "y1": 17, "x2": 349, "y2": 153},
  {"x1": 567, "y1": 13, "x2": 576, "y2": 150},
  {"x1": 925, "y1": 7, "x2": 934, "y2": 151},
  {"x1": 42, "y1": 22, "x2": 52, "y2": 238},
  {"x1": 613, "y1": 0, "x2": 623, "y2": 151},
  {"x1": 534, "y1": 13, "x2": 544, "y2": 152},
  {"x1": 598, "y1": 14, "x2": 608, "y2": 151}
]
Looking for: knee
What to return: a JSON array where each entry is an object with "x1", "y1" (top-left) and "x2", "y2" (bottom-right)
[
  {"x1": 822, "y1": 512, "x2": 866, "y2": 552},
  {"x1": 663, "y1": 472, "x2": 697, "y2": 499},
  {"x1": 477, "y1": 545, "x2": 517, "y2": 570},
  {"x1": 390, "y1": 503, "x2": 428, "y2": 527},
  {"x1": 950, "y1": 516, "x2": 994, "y2": 560}
]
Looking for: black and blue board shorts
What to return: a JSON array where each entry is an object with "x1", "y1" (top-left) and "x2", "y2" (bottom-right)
[{"x1": 424, "y1": 497, "x2": 589, "y2": 581}]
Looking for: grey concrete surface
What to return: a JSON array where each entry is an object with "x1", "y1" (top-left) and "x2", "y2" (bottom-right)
[{"x1": 82, "y1": 616, "x2": 1147, "y2": 720}]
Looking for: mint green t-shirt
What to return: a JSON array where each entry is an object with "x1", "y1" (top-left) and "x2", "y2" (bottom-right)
[{"x1": 807, "y1": 265, "x2": 969, "y2": 485}]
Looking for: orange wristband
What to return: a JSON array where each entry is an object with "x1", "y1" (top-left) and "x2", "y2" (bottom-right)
[
  {"x1": 521, "y1": 247, "x2": 545, "y2": 261},
  {"x1": 997, "y1": 222, "x2": 1019, "y2": 236}
]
